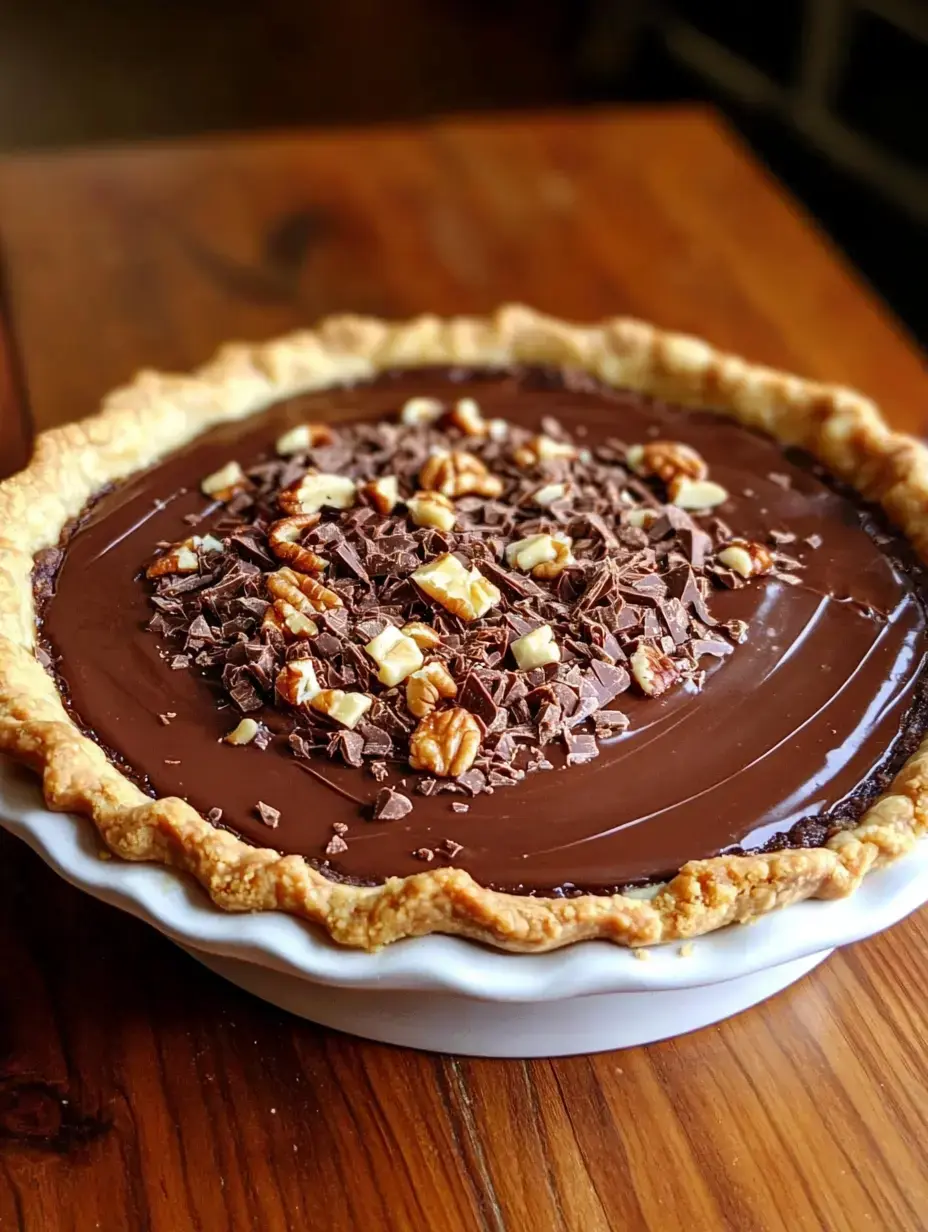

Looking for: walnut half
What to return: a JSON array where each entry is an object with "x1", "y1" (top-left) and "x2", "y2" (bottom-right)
[
  {"x1": 419, "y1": 450, "x2": 503, "y2": 499},
  {"x1": 406, "y1": 660, "x2": 458, "y2": 718},
  {"x1": 409, "y1": 707, "x2": 482, "y2": 777},
  {"x1": 630, "y1": 643, "x2": 680, "y2": 697}
]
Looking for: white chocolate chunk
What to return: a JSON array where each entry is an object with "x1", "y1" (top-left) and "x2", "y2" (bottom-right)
[
  {"x1": 532, "y1": 482, "x2": 567, "y2": 507},
  {"x1": 407, "y1": 491, "x2": 456, "y2": 531},
  {"x1": 669, "y1": 477, "x2": 729, "y2": 511},
  {"x1": 365, "y1": 625, "x2": 425, "y2": 687},
  {"x1": 275, "y1": 424, "x2": 313, "y2": 455},
  {"x1": 512, "y1": 624, "x2": 561, "y2": 671},
  {"x1": 201, "y1": 460, "x2": 248, "y2": 500}
]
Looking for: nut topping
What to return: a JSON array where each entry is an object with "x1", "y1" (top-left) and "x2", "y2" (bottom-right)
[
  {"x1": 445, "y1": 398, "x2": 487, "y2": 437},
  {"x1": 532, "y1": 481, "x2": 568, "y2": 507},
  {"x1": 278, "y1": 472, "x2": 358, "y2": 515},
  {"x1": 267, "y1": 567, "x2": 342, "y2": 613},
  {"x1": 276, "y1": 658, "x2": 322, "y2": 706},
  {"x1": 406, "y1": 660, "x2": 458, "y2": 718},
  {"x1": 409, "y1": 707, "x2": 482, "y2": 777},
  {"x1": 275, "y1": 422, "x2": 335, "y2": 456},
  {"x1": 365, "y1": 625, "x2": 424, "y2": 687},
  {"x1": 514, "y1": 434, "x2": 577, "y2": 468},
  {"x1": 406, "y1": 490, "x2": 456, "y2": 532},
  {"x1": 146, "y1": 534, "x2": 224, "y2": 578},
  {"x1": 201, "y1": 461, "x2": 251, "y2": 502},
  {"x1": 717, "y1": 539, "x2": 774, "y2": 578},
  {"x1": 511, "y1": 624, "x2": 561, "y2": 671},
  {"x1": 627, "y1": 440, "x2": 708, "y2": 484},
  {"x1": 400, "y1": 396, "x2": 444, "y2": 426},
  {"x1": 223, "y1": 718, "x2": 260, "y2": 745},
  {"x1": 412, "y1": 554, "x2": 501, "y2": 621},
  {"x1": 630, "y1": 643, "x2": 680, "y2": 697},
  {"x1": 401, "y1": 621, "x2": 442, "y2": 651},
  {"x1": 505, "y1": 533, "x2": 574, "y2": 577},
  {"x1": 361, "y1": 475, "x2": 400, "y2": 515},
  {"x1": 267, "y1": 515, "x2": 328, "y2": 575},
  {"x1": 669, "y1": 477, "x2": 729, "y2": 511},
  {"x1": 419, "y1": 450, "x2": 503, "y2": 499},
  {"x1": 311, "y1": 689, "x2": 373, "y2": 729}
]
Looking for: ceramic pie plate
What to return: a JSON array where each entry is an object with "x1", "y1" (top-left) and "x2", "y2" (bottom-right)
[{"x1": 3, "y1": 757, "x2": 926, "y2": 1056}]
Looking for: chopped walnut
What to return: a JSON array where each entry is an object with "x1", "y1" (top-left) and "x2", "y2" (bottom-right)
[
  {"x1": 401, "y1": 621, "x2": 442, "y2": 651},
  {"x1": 400, "y1": 396, "x2": 444, "y2": 426},
  {"x1": 505, "y1": 533, "x2": 574, "y2": 577},
  {"x1": 419, "y1": 450, "x2": 503, "y2": 499},
  {"x1": 361, "y1": 475, "x2": 400, "y2": 515},
  {"x1": 409, "y1": 707, "x2": 482, "y2": 777},
  {"x1": 407, "y1": 490, "x2": 456, "y2": 532},
  {"x1": 311, "y1": 689, "x2": 373, "y2": 729},
  {"x1": 262, "y1": 604, "x2": 318, "y2": 640},
  {"x1": 514, "y1": 434, "x2": 577, "y2": 468},
  {"x1": 365, "y1": 625, "x2": 424, "y2": 686},
  {"x1": 668, "y1": 477, "x2": 729, "y2": 511},
  {"x1": 224, "y1": 717, "x2": 260, "y2": 745},
  {"x1": 511, "y1": 624, "x2": 561, "y2": 670},
  {"x1": 275, "y1": 422, "x2": 336, "y2": 456},
  {"x1": 625, "y1": 508, "x2": 658, "y2": 530},
  {"x1": 627, "y1": 440, "x2": 708, "y2": 484},
  {"x1": 412, "y1": 554, "x2": 500, "y2": 621},
  {"x1": 406, "y1": 660, "x2": 458, "y2": 718},
  {"x1": 630, "y1": 643, "x2": 680, "y2": 697},
  {"x1": 278, "y1": 471, "x2": 357, "y2": 515},
  {"x1": 146, "y1": 534, "x2": 224, "y2": 578},
  {"x1": 267, "y1": 515, "x2": 327, "y2": 575},
  {"x1": 201, "y1": 461, "x2": 251, "y2": 502},
  {"x1": 276, "y1": 658, "x2": 322, "y2": 706},
  {"x1": 445, "y1": 398, "x2": 487, "y2": 437},
  {"x1": 717, "y1": 539, "x2": 774, "y2": 578}
]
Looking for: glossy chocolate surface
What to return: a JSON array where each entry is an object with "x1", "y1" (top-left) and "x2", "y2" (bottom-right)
[{"x1": 38, "y1": 370, "x2": 928, "y2": 892}]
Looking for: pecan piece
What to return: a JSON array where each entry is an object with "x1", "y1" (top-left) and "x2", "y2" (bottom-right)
[
  {"x1": 275, "y1": 422, "x2": 335, "y2": 456},
  {"x1": 401, "y1": 621, "x2": 442, "y2": 651},
  {"x1": 267, "y1": 515, "x2": 327, "y2": 575},
  {"x1": 267, "y1": 567, "x2": 342, "y2": 613},
  {"x1": 419, "y1": 450, "x2": 503, "y2": 499},
  {"x1": 717, "y1": 539, "x2": 774, "y2": 578},
  {"x1": 278, "y1": 471, "x2": 357, "y2": 515},
  {"x1": 627, "y1": 440, "x2": 708, "y2": 484},
  {"x1": 409, "y1": 707, "x2": 482, "y2": 777},
  {"x1": 406, "y1": 660, "x2": 458, "y2": 718},
  {"x1": 630, "y1": 643, "x2": 680, "y2": 697},
  {"x1": 513, "y1": 434, "x2": 577, "y2": 468},
  {"x1": 505, "y1": 533, "x2": 574, "y2": 578},
  {"x1": 276, "y1": 658, "x2": 322, "y2": 706},
  {"x1": 360, "y1": 475, "x2": 400, "y2": 515},
  {"x1": 407, "y1": 490, "x2": 456, "y2": 532},
  {"x1": 400, "y1": 396, "x2": 444, "y2": 426},
  {"x1": 412, "y1": 554, "x2": 500, "y2": 621},
  {"x1": 146, "y1": 534, "x2": 224, "y2": 578},
  {"x1": 201, "y1": 461, "x2": 252, "y2": 502},
  {"x1": 445, "y1": 398, "x2": 487, "y2": 437}
]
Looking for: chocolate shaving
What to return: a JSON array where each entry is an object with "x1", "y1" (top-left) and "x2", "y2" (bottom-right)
[{"x1": 255, "y1": 801, "x2": 280, "y2": 829}]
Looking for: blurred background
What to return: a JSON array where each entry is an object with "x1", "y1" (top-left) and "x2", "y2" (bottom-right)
[{"x1": 0, "y1": 0, "x2": 924, "y2": 344}]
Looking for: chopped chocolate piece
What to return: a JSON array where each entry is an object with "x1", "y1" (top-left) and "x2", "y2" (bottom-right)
[
  {"x1": 417, "y1": 777, "x2": 439, "y2": 796},
  {"x1": 564, "y1": 730, "x2": 599, "y2": 766},
  {"x1": 252, "y1": 724, "x2": 273, "y2": 751},
  {"x1": 804, "y1": 533, "x2": 823, "y2": 550},
  {"x1": 332, "y1": 541, "x2": 370, "y2": 582},
  {"x1": 439, "y1": 839, "x2": 464, "y2": 857},
  {"x1": 537, "y1": 701, "x2": 562, "y2": 745},
  {"x1": 206, "y1": 807, "x2": 223, "y2": 824},
  {"x1": 413, "y1": 847, "x2": 435, "y2": 862},
  {"x1": 170, "y1": 654, "x2": 191, "y2": 670},
  {"x1": 358, "y1": 723, "x2": 393, "y2": 756},
  {"x1": 329, "y1": 729, "x2": 365, "y2": 767},
  {"x1": 255, "y1": 801, "x2": 281, "y2": 828},
  {"x1": 769, "y1": 528, "x2": 797, "y2": 546},
  {"x1": 587, "y1": 660, "x2": 631, "y2": 707},
  {"x1": 373, "y1": 787, "x2": 414, "y2": 820},
  {"x1": 325, "y1": 834, "x2": 349, "y2": 855},
  {"x1": 332, "y1": 821, "x2": 349, "y2": 835},
  {"x1": 658, "y1": 597, "x2": 691, "y2": 646},
  {"x1": 369, "y1": 760, "x2": 389, "y2": 782},
  {"x1": 457, "y1": 768, "x2": 488, "y2": 796},
  {"x1": 691, "y1": 638, "x2": 733, "y2": 659},
  {"x1": 768, "y1": 472, "x2": 791, "y2": 489},
  {"x1": 724, "y1": 618, "x2": 749, "y2": 644},
  {"x1": 458, "y1": 671, "x2": 501, "y2": 729},
  {"x1": 451, "y1": 803, "x2": 470, "y2": 814}
]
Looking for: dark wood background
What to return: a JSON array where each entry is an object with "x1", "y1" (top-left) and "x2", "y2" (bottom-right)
[{"x1": 1, "y1": 107, "x2": 927, "y2": 1231}]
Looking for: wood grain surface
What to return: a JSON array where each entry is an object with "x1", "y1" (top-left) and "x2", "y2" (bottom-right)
[{"x1": 1, "y1": 107, "x2": 927, "y2": 1232}]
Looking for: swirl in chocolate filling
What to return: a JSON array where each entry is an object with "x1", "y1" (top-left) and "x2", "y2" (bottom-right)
[{"x1": 34, "y1": 368, "x2": 928, "y2": 894}]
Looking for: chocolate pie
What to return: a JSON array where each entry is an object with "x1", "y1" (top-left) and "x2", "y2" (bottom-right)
[{"x1": 2, "y1": 306, "x2": 928, "y2": 951}]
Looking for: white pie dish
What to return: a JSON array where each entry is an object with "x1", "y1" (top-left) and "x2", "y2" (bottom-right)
[{"x1": 3, "y1": 756, "x2": 927, "y2": 1055}]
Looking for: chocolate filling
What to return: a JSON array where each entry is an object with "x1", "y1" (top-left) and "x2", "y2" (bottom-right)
[{"x1": 34, "y1": 367, "x2": 928, "y2": 894}]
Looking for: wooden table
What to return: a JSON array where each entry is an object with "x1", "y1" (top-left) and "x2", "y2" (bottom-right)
[{"x1": 1, "y1": 107, "x2": 927, "y2": 1232}]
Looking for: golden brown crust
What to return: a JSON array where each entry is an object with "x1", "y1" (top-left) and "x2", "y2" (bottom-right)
[{"x1": 2, "y1": 303, "x2": 928, "y2": 952}]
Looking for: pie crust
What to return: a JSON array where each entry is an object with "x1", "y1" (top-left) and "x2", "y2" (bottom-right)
[{"x1": 2, "y1": 304, "x2": 928, "y2": 952}]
